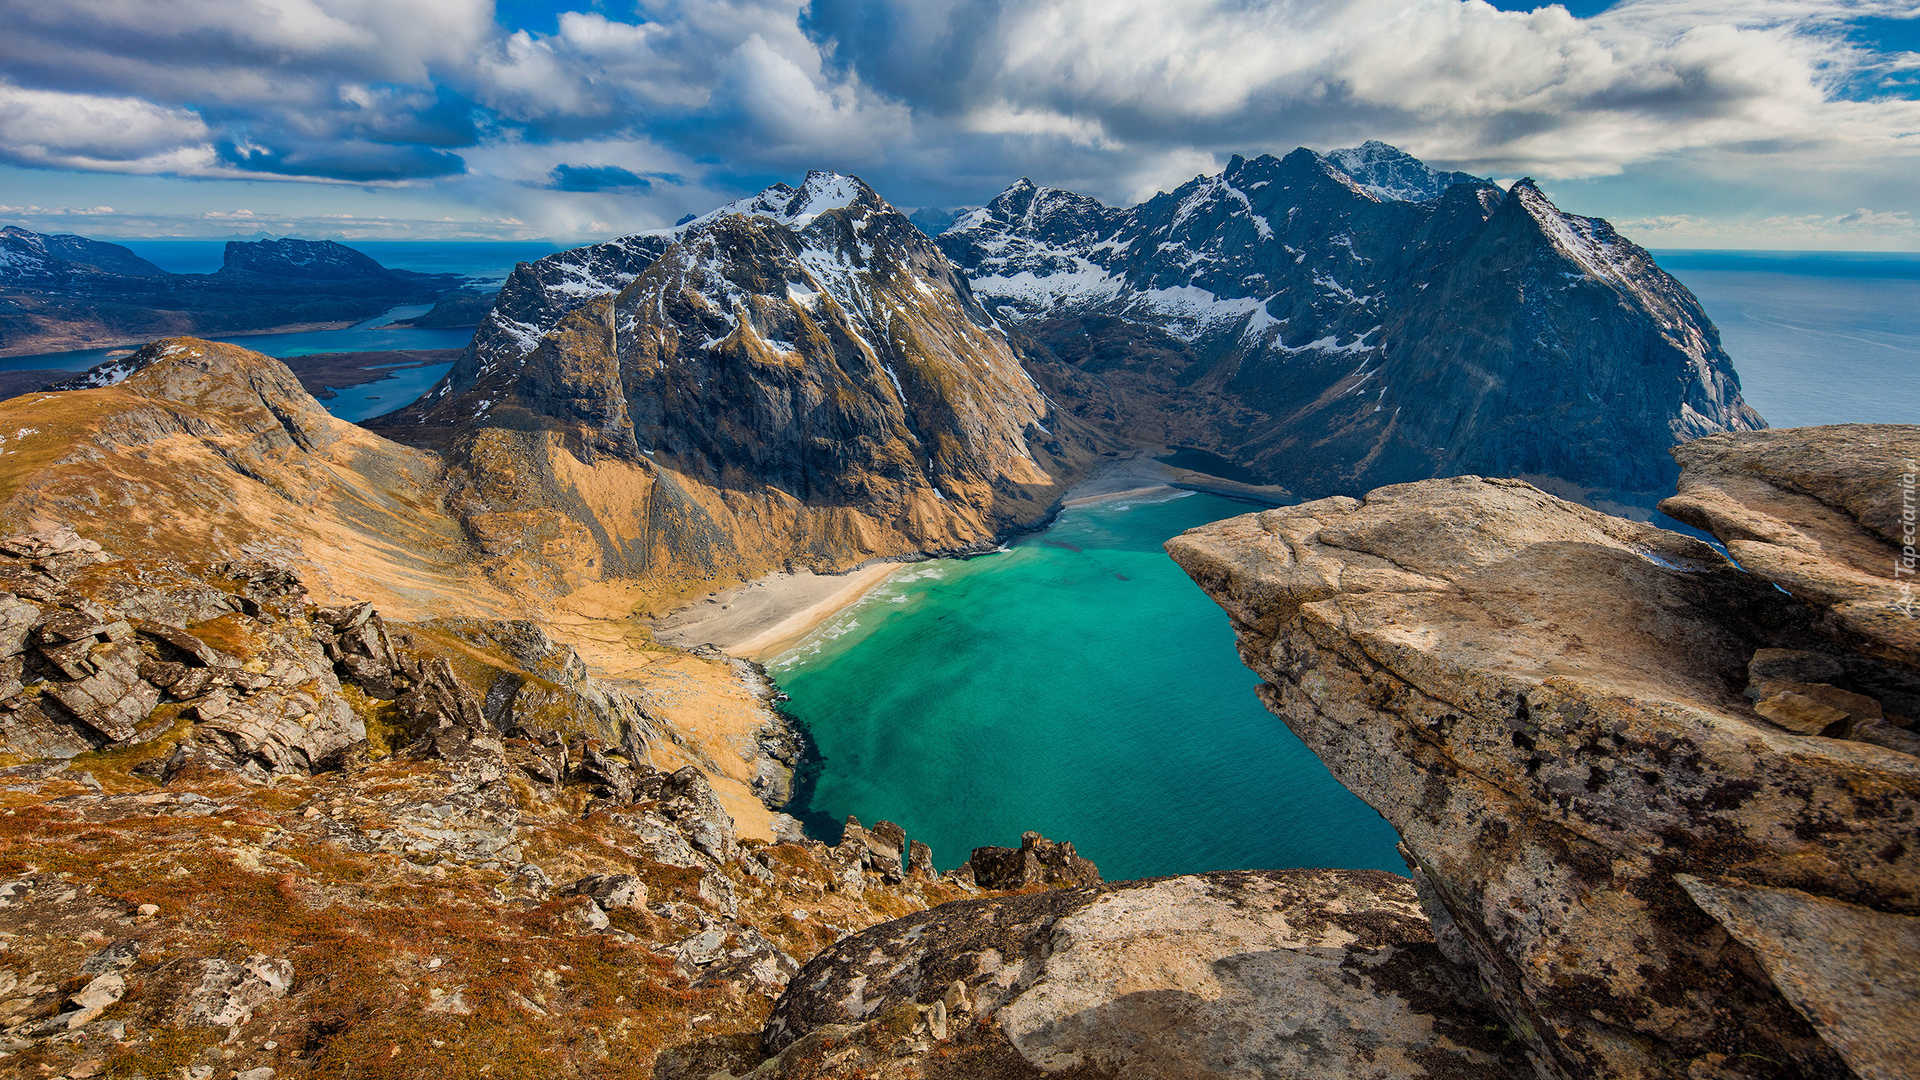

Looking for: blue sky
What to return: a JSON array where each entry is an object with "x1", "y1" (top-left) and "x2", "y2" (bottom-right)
[{"x1": 0, "y1": 0, "x2": 1915, "y2": 248}]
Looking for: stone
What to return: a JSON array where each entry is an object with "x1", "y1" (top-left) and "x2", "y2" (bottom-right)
[
  {"x1": 1168, "y1": 470, "x2": 1920, "y2": 1080},
  {"x1": 0, "y1": 595, "x2": 40, "y2": 655},
  {"x1": 761, "y1": 869, "x2": 1529, "y2": 1079},
  {"x1": 1753, "y1": 690, "x2": 1851, "y2": 735},
  {"x1": 965, "y1": 831, "x2": 1099, "y2": 891},
  {"x1": 560, "y1": 896, "x2": 611, "y2": 932},
  {"x1": 1747, "y1": 648, "x2": 1845, "y2": 688},
  {"x1": 768, "y1": 813, "x2": 807, "y2": 846},
  {"x1": 907, "y1": 840, "x2": 933, "y2": 878},
  {"x1": 563, "y1": 873, "x2": 646, "y2": 911},
  {"x1": 661, "y1": 766, "x2": 735, "y2": 862},
  {"x1": 1677, "y1": 875, "x2": 1920, "y2": 1080},
  {"x1": 1661, "y1": 424, "x2": 1920, "y2": 667},
  {"x1": 79, "y1": 939, "x2": 141, "y2": 974},
  {"x1": 173, "y1": 955, "x2": 293, "y2": 1028},
  {"x1": 865, "y1": 820, "x2": 905, "y2": 878},
  {"x1": 69, "y1": 972, "x2": 124, "y2": 1010}
]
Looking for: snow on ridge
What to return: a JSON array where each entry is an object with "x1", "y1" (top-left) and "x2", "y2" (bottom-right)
[{"x1": 1515, "y1": 183, "x2": 1642, "y2": 289}]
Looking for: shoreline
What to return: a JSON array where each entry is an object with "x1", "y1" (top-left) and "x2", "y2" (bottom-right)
[
  {"x1": 648, "y1": 562, "x2": 901, "y2": 661},
  {"x1": 645, "y1": 451, "x2": 1293, "y2": 665},
  {"x1": 732, "y1": 563, "x2": 901, "y2": 661}
]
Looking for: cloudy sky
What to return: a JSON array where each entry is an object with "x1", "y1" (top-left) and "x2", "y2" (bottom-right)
[{"x1": 0, "y1": 0, "x2": 1915, "y2": 248}]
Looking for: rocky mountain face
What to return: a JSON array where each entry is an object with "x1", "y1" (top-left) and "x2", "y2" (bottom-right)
[
  {"x1": 934, "y1": 146, "x2": 1763, "y2": 509},
  {"x1": 369, "y1": 172, "x2": 1098, "y2": 605},
  {"x1": 1167, "y1": 426, "x2": 1920, "y2": 1080},
  {"x1": 0, "y1": 230, "x2": 462, "y2": 357},
  {"x1": 1324, "y1": 140, "x2": 1484, "y2": 201}
]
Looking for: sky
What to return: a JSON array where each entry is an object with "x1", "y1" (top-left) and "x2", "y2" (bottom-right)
[{"x1": 0, "y1": 0, "x2": 1915, "y2": 249}]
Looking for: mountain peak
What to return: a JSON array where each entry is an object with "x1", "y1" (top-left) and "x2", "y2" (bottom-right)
[
  {"x1": 0, "y1": 225, "x2": 167, "y2": 280},
  {"x1": 1325, "y1": 142, "x2": 1485, "y2": 202}
]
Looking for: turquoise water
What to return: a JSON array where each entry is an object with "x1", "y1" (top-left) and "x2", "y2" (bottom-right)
[{"x1": 770, "y1": 491, "x2": 1406, "y2": 881}]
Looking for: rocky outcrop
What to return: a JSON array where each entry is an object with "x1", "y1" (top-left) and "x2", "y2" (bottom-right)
[
  {"x1": 749, "y1": 869, "x2": 1529, "y2": 1079},
  {"x1": 0, "y1": 338, "x2": 495, "y2": 619},
  {"x1": 0, "y1": 673, "x2": 983, "y2": 1080},
  {"x1": 1661, "y1": 424, "x2": 1920, "y2": 672},
  {"x1": 0, "y1": 230, "x2": 462, "y2": 357},
  {"x1": 959, "y1": 829, "x2": 1101, "y2": 890},
  {"x1": 938, "y1": 146, "x2": 1762, "y2": 508},
  {"x1": 1167, "y1": 441, "x2": 1920, "y2": 1080},
  {"x1": 0, "y1": 525, "x2": 648, "y2": 779}
]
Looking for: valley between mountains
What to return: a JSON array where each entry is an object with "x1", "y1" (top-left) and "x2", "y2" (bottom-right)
[{"x1": 0, "y1": 144, "x2": 1905, "y2": 1080}]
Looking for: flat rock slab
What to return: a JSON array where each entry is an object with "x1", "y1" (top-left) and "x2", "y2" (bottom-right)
[
  {"x1": 1169, "y1": 472, "x2": 1920, "y2": 1080},
  {"x1": 762, "y1": 868, "x2": 1531, "y2": 1080},
  {"x1": 1678, "y1": 875, "x2": 1920, "y2": 1080},
  {"x1": 1663, "y1": 424, "x2": 1920, "y2": 667}
]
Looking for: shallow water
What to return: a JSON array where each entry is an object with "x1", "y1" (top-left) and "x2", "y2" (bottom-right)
[{"x1": 770, "y1": 491, "x2": 1406, "y2": 881}]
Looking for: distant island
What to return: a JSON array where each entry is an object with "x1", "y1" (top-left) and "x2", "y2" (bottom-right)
[{"x1": 0, "y1": 228, "x2": 473, "y2": 357}]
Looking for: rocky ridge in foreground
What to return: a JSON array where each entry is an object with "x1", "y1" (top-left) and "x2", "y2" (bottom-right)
[
  {"x1": 0, "y1": 525, "x2": 1055, "y2": 1078},
  {"x1": 1168, "y1": 425, "x2": 1920, "y2": 1080}
]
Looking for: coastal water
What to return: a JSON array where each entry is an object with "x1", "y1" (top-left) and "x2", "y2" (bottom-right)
[
  {"x1": 1656, "y1": 250, "x2": 1920, "y2": 427},
  {"x1": 771, "y1": 491, "x2": 1406, "y2": 881}
]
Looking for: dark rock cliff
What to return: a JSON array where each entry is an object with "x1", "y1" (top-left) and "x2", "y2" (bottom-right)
[{"x1": 937, "y1": 146, "x2": 1763, "y2": 509}]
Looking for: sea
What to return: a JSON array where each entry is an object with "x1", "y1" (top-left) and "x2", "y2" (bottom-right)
[{"x1": 4, "y1": 244, "x2": 1916, "y2": 876}]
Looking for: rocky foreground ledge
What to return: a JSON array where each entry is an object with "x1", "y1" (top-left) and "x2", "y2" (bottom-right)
[{"x1": 1168, "y1": 425, "x2": 1920, "y2": 1080}]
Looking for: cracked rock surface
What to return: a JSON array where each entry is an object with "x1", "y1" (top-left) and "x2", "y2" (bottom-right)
[{"x1": 1169, "y1": 463, "x2": 1920, "y2": 1080}]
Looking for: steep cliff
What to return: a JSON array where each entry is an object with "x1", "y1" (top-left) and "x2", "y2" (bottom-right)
[
  {"x1": 1167, "y1": 428, "x2": 1920, "y2": 1080},
  {"x1": 936, "y1": 147, "x2": 1763, "y2": 508},
  {"x1": 371, "y1": 172, "x2": 1102, "y2": 607}
]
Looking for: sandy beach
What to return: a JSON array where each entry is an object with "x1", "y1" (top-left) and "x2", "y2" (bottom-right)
[
  {"x1": 649, "y1": 562, "x2": 900, "y2": 661},
  {"x1": 646, "y1": 451, "x2": 1291, "y2": 664}
]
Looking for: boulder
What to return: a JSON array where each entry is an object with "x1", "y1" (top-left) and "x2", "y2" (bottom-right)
[
  {"x1": 965, "y1": 831, "x2": 1100, "y2": 891},
  {"x1": 1661, "y1": 424, "x2": 1920, "y2": 668},
  {"x1": 760, "y1": 869, "x2": 1530, "y2": 1079},
  {"x1": 1168, "y1": 469, "x2": 1920, "y2": 1080},
  {"x1": 171, "y1": 954, "x2": 293, "y2": 1028},
  {"x1": 661, "y1": 766, "x2": 735, "y2": 862}
]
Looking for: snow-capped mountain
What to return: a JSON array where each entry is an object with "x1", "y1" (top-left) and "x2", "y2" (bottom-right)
[
  {"x1": 932, "y1": 146, "x2": 1760, "y2": 504},
  {"x1": 415, "y1": 144, "x2": 1760, "y2": 517},
  {"x1": 1325, "y1": 141, "x2": 1484, "y2": 202},
  {"x1": 0, "y1": 226, "x2": 166, "y2": 283},
  {"x1": 375, "y1": 172, "x2": 1080, "y2": 580}
]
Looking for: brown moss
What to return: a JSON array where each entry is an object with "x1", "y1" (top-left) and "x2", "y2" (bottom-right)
[{"x1": 184, "y1": 612, "x2": 258, "y2": 661}]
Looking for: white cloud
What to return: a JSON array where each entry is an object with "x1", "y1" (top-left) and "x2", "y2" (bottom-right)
[
  {"x1": 1619, "y1": 207, "x2": 1920, "y2": 248},
  {"x1": 805, "y1": 0, "x2": 1920, "y2": 183},
  {"x1": 0, "y1": 0, "x2": 1914, "y2": 241},
  {"x1": 0, "y1": 80, "x2": 219, "y2": 174}
]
